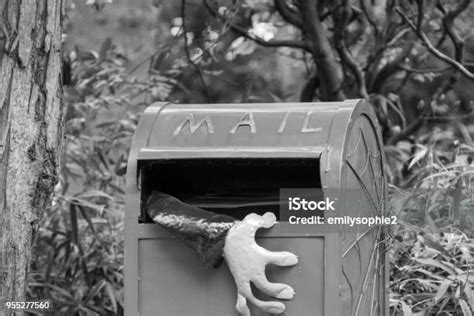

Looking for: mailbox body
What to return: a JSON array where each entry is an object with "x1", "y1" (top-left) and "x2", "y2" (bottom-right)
[{"x1": 125, "y1": 100, "x2": 388, "y2": 316}]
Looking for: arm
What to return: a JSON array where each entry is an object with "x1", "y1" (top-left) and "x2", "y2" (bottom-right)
[{"x1": 146, "y1": 192, "x2": 237, "y2": 269}]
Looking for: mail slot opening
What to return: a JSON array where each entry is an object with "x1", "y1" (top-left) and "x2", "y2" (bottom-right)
[{"x1": 138, "y1": 158, "x2": 321, "y2": 222}]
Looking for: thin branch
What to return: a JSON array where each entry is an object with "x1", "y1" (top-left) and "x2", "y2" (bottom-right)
[
  {"x1": 396, "y1": 6, "x2": 474, "y2": 80},
  {"x1": 359, "y1": 0, "x2": 379, "y2": 36},
  {"x1": 435, "y1": 29, "x2": 448, "y2": 49},
  {"x1": 345, "y1": 5, "x2": 367, "y2": 47},
  {"x1": 386, "y1": 28, "x2": 410, "y2": 47},
  {"x1": 394, "y1": 70, "x2": 411, "y2": 94},
  {"x1": 363, "y1": 27, "x2": 410, "y2": 89},
  {"x1": 438, "y1": 0, "x2": 470, "y2": 63},
  {"x1": 421, "y1": 111, "x2": 474, "y2": 121},
  {"x1": 368, "y1": 43, "x2": 414, "y2": 94},
  {"x1": 415, "y1": 0, "x2": 424, "y2": 35},
  {"x1": 397, "y1": 64, "x2": 452, "y2": 74},
  {"x1": 182, "y1": 0, "x2": 212, "y2": 102},
  {"x1": 333, "y1": 1, "x2": 368, "y2": 98},
  {"x1": 442, "y1": 0, "x2": 471, "y2": 19},
  {"x1": 320, "y1": 3, "x2": 343, "y2": 21},
  {"x1": 300, "y1": 72, "x2": 319, "y2": 101},
  {"x1": 274, "y1": 0, "x2": 303, "y2": 28},
  {"x1": 204, "y1": 0, "x2": 309, "y2": 51}
]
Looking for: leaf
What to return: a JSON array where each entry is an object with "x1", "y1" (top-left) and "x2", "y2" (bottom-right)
[
  {"x1": 408, "y1": 147, "x2": 428, "y2": 170},
  {"x1": 84, "y1": 279, "x2": 107, "y2": 303},
  {"x1": 413, "y1": 74, "x2": 426, "y2": 82},
  {"x1": 70, "y1": 197, "x2": 106, "y2": 214},
  {"x1": 98, "y1": 37, "x2": 112, "y2": 63},
  {"x1": 70, "y1": 204, "x2": 79, "y2": 245},
  {"x1": 249, "y1": 22, "x2": 276, "y2": 41},
  {"x1": 460, "y1": 299, "x2": 473, "y2": 316},
  {"x1": 105, "y1": 282, "x2": 117, "y2": 313},
  {"x1": 465, "y1": 282, "x2": 474, "y2": 310},
  {"x1": 456, "y1": 284, "x2": 462, "y2": 299},
  {"x1": 456, "y1": 122, "x2": 473, "y2": 145},
  {"x1": 44, "y1": 284, "x2": 74, "y2": 300},
  {"x1": 94, "y1": 120, "x2": 116, "y2": 128},
  {"x1": 401, "y1": 300, "x2": 413, "y2": 316},
  {"x1": 115, "y1": 165, "x2": 127, "y2": 176},
  {"x1": 152, "y1": 51, "x2": 169, "y2": 71},
  {"x1": 434, "y1": 279, "x2": 451, "y2": 303},
  {"x1": 225, "y1": 36, "x2": 257, "y2": 60},
  {"x1": 78, "y1": 206, "x2": 96, "y2": 234},
  {"x1": 76, "y1": 190, "x2": 114, "y2": 200},
  {"x1": 264, "y1": 90, "x2": 284, "y2": 102},
  {"x1": 413, "y1": 258, "x2": 457, "y2": 275}
]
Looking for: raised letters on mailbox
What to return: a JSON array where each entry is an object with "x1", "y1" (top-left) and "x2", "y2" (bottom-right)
[
  {"x1": 172, "y1": 114, "x2": 214, "y2": 135},
  {"x1": 173, "y1": 111, "x2": 323, "y2": 135}
]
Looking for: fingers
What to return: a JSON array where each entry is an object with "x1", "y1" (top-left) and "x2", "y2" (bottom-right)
[
  {"x1": 265, "y1": 250, "x2": 299, "y2": 267},
  {"x1": 236, "y1": 281, "x2": 287, "y2": 315},
  {"x1": 252, "y1": 277, "x2": 295, "y2": 300},
  {"x1": 242, "y1": 212, "x2": 276, "y2": 229},
  {"x1": 247, "y1": 294, "x2": 287, "y2": 315},
  {"x1": 236, "y1": 293, "x2": 250, "y2": 316},
  {"x1": 260, "y1": 212, "x2": 277, "y2": 228}
]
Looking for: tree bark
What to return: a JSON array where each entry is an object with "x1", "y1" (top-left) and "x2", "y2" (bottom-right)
[{"x1": 0, "y1": 0, "x2": 64, "y2": 312}]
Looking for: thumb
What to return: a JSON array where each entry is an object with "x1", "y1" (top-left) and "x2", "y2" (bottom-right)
[{"x1": 236, "y1": 292, "x2": 250, "y2": 316}]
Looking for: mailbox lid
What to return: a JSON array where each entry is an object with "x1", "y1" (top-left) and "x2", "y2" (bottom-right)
[{"x1": 134, "y1": 101, "x2": 359, "y2": 159}]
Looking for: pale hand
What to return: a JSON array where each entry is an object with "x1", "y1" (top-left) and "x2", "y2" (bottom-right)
[{"x1": 223, "y1": 212, "x2": 298, "y2": 315}]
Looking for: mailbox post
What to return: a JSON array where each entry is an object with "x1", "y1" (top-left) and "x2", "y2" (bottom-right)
[{"x1": 125, "y1": 100, "x2": 388, "y2": 316}]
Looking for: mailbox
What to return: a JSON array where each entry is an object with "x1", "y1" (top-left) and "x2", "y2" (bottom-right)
[{"x1": 125, "y1": 100, "x2": 388, "y2": 316}]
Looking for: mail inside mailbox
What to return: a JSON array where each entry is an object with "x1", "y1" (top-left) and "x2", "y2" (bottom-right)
[{"x1": 139, "y1": 158, "x2": 321, "y2": 222}]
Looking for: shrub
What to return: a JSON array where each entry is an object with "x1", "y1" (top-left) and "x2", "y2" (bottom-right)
[
  {"x1": 390, "y1": 227, "x2": 473, "y2": 315},
  {"x1": 387, "y1": 123, "x2": 474, "y2": 315}
]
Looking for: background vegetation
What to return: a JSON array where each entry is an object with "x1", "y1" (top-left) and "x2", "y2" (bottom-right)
[{"x1": 27, "y1": 0, "x2": 473, "y2": 315}]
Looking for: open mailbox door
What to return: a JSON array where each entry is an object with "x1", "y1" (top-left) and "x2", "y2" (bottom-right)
[{"x1": 125, "y1": 100, "x2": 388, "y2": 316}]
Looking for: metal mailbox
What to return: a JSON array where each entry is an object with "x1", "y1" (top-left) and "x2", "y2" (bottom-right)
[{"x1": 125, "y1": 100, "x2": 388, "y2": 316}]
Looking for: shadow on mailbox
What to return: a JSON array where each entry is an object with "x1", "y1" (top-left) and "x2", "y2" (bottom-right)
[{"x1": 125, "y1": 100, "x2": 388, "y2": 316}]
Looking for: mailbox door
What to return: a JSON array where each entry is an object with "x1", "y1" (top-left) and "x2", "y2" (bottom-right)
[{"x1": 136, "y1": 225, "x2": 326, "y2": 316}]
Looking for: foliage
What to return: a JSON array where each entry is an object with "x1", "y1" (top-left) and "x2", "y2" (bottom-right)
[
  {"x1": 27, "y1": 42, "x2": 175, "y2": 315},
  {"x1": 387, "y1": 122, "x2": 474, "y2": 315},
  {"x1": 390, "y1": 227, "x2": 473, "y2": 316},
  {"x1": 173, "y1": 0, "x2": 474, "y2": 146},
  {"x1": 385, "y1": 118, "x2": 474, "y2": 235}
]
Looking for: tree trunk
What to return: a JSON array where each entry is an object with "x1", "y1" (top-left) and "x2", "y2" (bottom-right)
[{"x1": 0, "y1": 0, "x2": 64, "y2": 312}]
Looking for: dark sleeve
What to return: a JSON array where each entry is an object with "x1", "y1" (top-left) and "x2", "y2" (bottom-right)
[{"x1": 146, "y1": 192, "x2": 238, "y2": 269}]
